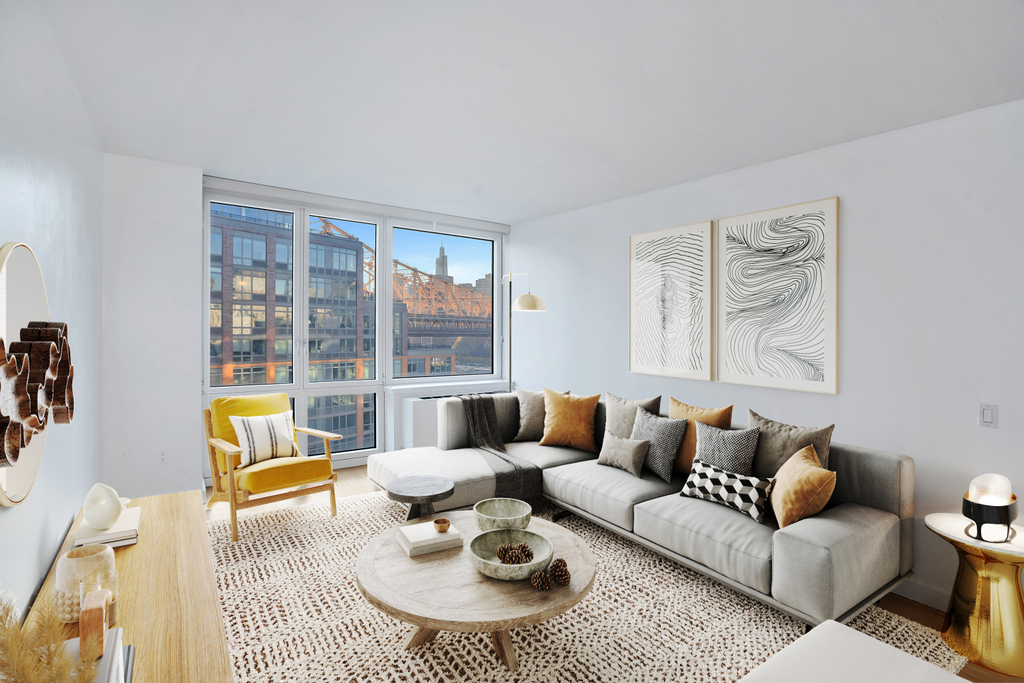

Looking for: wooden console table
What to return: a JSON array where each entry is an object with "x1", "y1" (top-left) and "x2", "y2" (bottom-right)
[{"x1": 28, "y1": 490, "x2": 233, "y2": 682}]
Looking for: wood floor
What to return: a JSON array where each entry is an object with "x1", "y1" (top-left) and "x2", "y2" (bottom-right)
[{"x1": 206, "y1": 466, "x2": 1021, "y2": 682}]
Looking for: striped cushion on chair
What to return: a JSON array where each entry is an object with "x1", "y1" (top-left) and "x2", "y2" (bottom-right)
[{"x1": 229, "y1": 410, "x2": 301, "y2": 468}]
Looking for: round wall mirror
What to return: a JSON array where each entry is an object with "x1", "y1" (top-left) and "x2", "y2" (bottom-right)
[{"x1": 0, "y1": 242, "x2": 50, "y2": 506}]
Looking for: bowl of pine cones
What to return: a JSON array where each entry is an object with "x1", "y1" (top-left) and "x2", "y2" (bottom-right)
[{"x1": 469, "y1": 529, "x2": 553, "y2": 580}]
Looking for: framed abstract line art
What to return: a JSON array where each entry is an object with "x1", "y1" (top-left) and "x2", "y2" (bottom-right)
[
  {"x1": 717, "y1": 197, "x2": 838, "y2": 394},
  {"x1": 629, "y1": 221, "x2": 713, "y2": 381}
]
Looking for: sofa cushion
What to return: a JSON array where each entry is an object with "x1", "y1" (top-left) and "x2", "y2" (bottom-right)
[
  {"x1": 367, "y1": 447, "x2": 496, "y2": 512},
  {"x1": 540, "y1": 389, "x2": 601, "y2": 452},
  {"x1": 505, "y1": 441, "x2": 596, "y2": 470},
  {"x1": 543, "y1": 460, "x2": 682, "y2": 531},
  {"x1": 605, "y1": 392, "x2": 661, "y2": 438},
  {"x1": 771, "y1": 445, "x2": 836, "y2": 528},
  {"x1": 596, "y1": 431, "x2": 649, "y2": 477},
  {"x1": 668, "y1": 399, "x2": 733, "y2": 475},
  {"x1": 634, "y1": 493, "x2": 776, "y2": 594},
  {"x1": 630, "y1": 407, "x2": 687, "y2": 483},
  {"x1": 514, "y1": 387, "x2": 567, "y2": 442},
  {"x1": 694, "y1": 422, "x2": 759, "y2": 475},
  {"x1": 749, "y1": 409, "x2": 835, "y2": 478},
  {"x1": 771, "y1": 503, "x2": 900, "y2": 622}
]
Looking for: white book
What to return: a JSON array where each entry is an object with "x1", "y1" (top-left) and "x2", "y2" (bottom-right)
[
  {"x1": 397, "y1": 521, "x2": 462, "y2": 549},
  {"x1": 74, "y1": 508, "x2": 142, "y2": 548},
  {"x1": 396, "y1": 533, "x2": 464, "y2": 557},
  {"x1": 63, "y1": 626, "x2": 125, "y2": 683}
]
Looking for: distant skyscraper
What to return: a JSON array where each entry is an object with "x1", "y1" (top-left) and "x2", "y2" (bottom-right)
[
  {"x1": 435, "y1": 241, "x2": 448, "y2": 277},
  {"x1": 434, "y1": 242, "x2": 454, "y2": 283}
]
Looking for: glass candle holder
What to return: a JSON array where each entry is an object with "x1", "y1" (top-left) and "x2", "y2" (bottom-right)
[{"x1": 80, "y1": 569, "x2": 118, "y2": 627}]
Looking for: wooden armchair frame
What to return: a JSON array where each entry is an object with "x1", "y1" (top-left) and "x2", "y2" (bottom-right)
[{"x1": 203, "y1": 408, "x2": 339, "y2": 541}]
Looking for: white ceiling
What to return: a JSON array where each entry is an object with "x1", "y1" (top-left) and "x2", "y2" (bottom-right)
[{"x1": 41, "y1": 0, "x2": 1024, "y2": 225}]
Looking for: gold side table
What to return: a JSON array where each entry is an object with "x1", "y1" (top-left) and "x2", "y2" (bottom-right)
[{"x1": 926, "y1": 512, "x2": 1024, "y2": 678}]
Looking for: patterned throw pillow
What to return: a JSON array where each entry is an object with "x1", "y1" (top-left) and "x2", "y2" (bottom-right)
[
  {"x1": 630, "y1": 407, "x2": 687, "y2": 484},
  {"x1": 681, "y1": 459, "x2": 775, "y2": 523},
  {"x1": 694, "y1": 421, "x2": 760, "y2": 476},
  {"x1": 229, "y1": 410, "x2": 301, "y2": 468}
]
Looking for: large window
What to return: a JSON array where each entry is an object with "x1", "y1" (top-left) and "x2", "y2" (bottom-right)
[
  {"x1": 209, "y1": 202, "x2": 293, "y2": 388},
  {"x1": 205, "y1": 183, "x2": 505, "y2": 466},
  {"x1": 392, "y1": 228, "x2": 494, "y2": 377}
]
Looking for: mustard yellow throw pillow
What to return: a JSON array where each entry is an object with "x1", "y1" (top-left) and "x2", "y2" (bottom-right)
[
  {"x1": 668, "y1": 399, "x2": 733, "y2": 475},
  {"x1": 770, "y1": 445, "x2": 837, "y2": 528},
  {"x1": 539, "y1": 388, "x2": 601, "y2": 453}
]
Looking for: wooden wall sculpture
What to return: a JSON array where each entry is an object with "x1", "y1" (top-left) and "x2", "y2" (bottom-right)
[{"x1": 0, "y1": 322, "x2": 74, "y2": 467}]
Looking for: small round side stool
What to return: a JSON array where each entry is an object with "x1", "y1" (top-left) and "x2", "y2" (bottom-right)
[{"x1": 386, "y1": 475, "x2": 455, "y2": 521}]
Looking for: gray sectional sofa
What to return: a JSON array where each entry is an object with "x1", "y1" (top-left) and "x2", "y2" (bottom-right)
[{"x1": 367, "y1": 392, "x2": 914, "y2": 626}]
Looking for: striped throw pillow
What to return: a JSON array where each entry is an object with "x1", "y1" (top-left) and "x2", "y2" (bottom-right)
[{"x1": 229, "y1": 410, "x2": 301, "y2": 468}]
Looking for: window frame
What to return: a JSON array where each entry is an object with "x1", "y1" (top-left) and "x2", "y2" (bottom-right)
[{"x1": 202, "y1": 177, "x2": 509, "y2": 475}]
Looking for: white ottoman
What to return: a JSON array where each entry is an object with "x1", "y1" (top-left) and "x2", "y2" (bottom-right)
[{"x1": 739, "y1": 620, "x2": 962, "y2": 682}]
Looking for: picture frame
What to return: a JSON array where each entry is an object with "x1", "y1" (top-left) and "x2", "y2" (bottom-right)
[
  {"x1": 629, "y1": 221, "x2": 713, "y2": 381},
  {"x1": 716, "y1": 197, "x2": 838, "y2": 394}
]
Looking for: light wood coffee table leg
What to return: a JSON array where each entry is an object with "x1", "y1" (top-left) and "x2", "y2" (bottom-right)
[
  {"x1": 490, "y1": 630, "x2": 518, "y2": 671},
  {"x1": 404, "y1": 626, "x2": 439, "y2": 649}
]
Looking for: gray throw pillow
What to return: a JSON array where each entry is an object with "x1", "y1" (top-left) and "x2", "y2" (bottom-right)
[
  {"x1": 694, "y1": 421, "x2": 760, "y2": 476},
  {"x1": 748, "y1": 409, "x2": 835, "y2": 478},
  {"x1": 596, "y1": 430, "x2": 650, "y2": 478},
  {"x1": 605, "y1": 392, "x2": 662, "y2": 439},
  {"x1": 514, "y1": 387, "x2": 568, "y2": 442},
  {"x1": 630, "y1": 407, "x2": 687, "y2": 484}
]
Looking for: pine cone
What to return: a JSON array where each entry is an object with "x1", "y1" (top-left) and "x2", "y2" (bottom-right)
[
  {"x1": 496, "y1": 543, "x2": 515, "y2": 563},
  {"x1": 514, "y1": 542, "x2": 535, "y2": 563},
  {"x1": 531, "y1": 571, "x2": 552, "y2": 591},
  {"x1": 550, "y1": 558, "x2": 571, "y2": 585}
]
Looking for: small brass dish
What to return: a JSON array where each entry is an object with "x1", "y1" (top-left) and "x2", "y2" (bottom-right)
[{"x1": 433, "y1": 518, "x2": 451, "y2": 533}]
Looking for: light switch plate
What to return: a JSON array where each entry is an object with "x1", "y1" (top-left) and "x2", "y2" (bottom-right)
[{"x1": 979, "y1": 403, "x2": 998, "y2": 429}]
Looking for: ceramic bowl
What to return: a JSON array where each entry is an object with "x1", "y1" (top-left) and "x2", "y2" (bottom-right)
[
  {"x1": 473, "y1": 498, "x2": 532, "y2": 531},
  {"x1": 469, "y1": 529, "x2": 552, "y2": 581}
]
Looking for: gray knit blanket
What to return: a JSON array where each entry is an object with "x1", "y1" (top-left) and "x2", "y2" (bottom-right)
[{"x1": 458, "y1": 394, "x2": 542, "y2": 501}]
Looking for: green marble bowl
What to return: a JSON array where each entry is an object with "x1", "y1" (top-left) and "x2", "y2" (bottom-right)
[
  {"x1": 473, "y1": 497, "x2": 532, "y2": 531},
  {"x1": 469, "y1": 529, "x2": 553, "y2": 581}
]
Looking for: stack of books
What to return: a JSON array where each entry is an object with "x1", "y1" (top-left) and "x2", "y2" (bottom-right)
[
  {"x1": 73, "y1": 508, "x2": 142, "y2": 549},
  {"x1": 396, "y1": 521, "x2": 463, "y2": 557}
]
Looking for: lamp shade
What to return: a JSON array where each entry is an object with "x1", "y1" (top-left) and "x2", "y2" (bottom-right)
[
  {"x1": 512, "y1": 293, "x2": 546, "y2": 311},
  {"x1": 968, "y1": 473, "x2": 1014, "y2": 506}
]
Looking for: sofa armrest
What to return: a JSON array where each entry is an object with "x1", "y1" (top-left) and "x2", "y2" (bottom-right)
[
  {"x1": 827, "y1": 442, "x2": 915, "y2": 575},
  {"x1": 771, "y1": 503, "x2": 900, "y2": 622}
]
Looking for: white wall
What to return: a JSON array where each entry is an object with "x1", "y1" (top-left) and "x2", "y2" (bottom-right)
[
  {"x1": 101, "y1": 154, "x2": 204, "y2": 498},
  {"x1": 0, "y1": 0, "x2": 104, "y2": 614},
  {"x1": 510, "y1": 98, "x2": 1024, "y2": 609}
]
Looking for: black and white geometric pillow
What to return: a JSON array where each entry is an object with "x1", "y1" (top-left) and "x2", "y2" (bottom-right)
[
  {"x1": 629, "y1": 407, "x2": 687, "y2": 484},
  {"x1": 694, "y1": 421, "x2": 760, "y2": 476},
  {"x1": 680, "y1": 458, "x2": 775, "y2": 523}
]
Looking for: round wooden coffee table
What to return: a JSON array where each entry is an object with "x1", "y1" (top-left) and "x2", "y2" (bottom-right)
[{"x1": 355, "y1": 509, "x2": 596, "y2": 671}]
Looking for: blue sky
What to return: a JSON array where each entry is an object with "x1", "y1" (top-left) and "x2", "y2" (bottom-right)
[{"x1": 308, "y1": 217, "x2": 493, "y2": 286}]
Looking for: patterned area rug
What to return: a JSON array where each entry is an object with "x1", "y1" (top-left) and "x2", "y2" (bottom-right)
[{"x1": 207, "y1": 491, "x2": 965, "y2": 683}]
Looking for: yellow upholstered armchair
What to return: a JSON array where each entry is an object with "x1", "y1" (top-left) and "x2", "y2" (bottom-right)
[{"x1": 203, "y1": 393, "x2": 339, "y2": 541}]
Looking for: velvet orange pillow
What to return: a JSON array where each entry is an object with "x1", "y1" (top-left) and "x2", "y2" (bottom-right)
[
  {"x1": 668, "y1": 399, "x2": 733, "y2": 475},
  {"x1": 539, "y1": 389, "x2": 601, "y2": 453},
  {"x1": 770, "y1": 445, "x2": 836, "y2": 528}
]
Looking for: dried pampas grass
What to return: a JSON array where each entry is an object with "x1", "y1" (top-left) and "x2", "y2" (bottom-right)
[{"x1": 0, "y1": 589, "x2": 98, "y2": 683}]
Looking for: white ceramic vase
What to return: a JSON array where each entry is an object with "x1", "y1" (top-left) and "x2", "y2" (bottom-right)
[
  {"x1": 54, "y1": 543, "x2": 115, "y2": 623},
  {"x1": 83, "y1": 483, "x2": 124, "y2": 530}
]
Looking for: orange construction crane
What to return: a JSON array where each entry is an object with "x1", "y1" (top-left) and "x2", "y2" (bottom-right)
[{"x1": 309, "y1": 216, "x2": 493, "y2": 319}]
